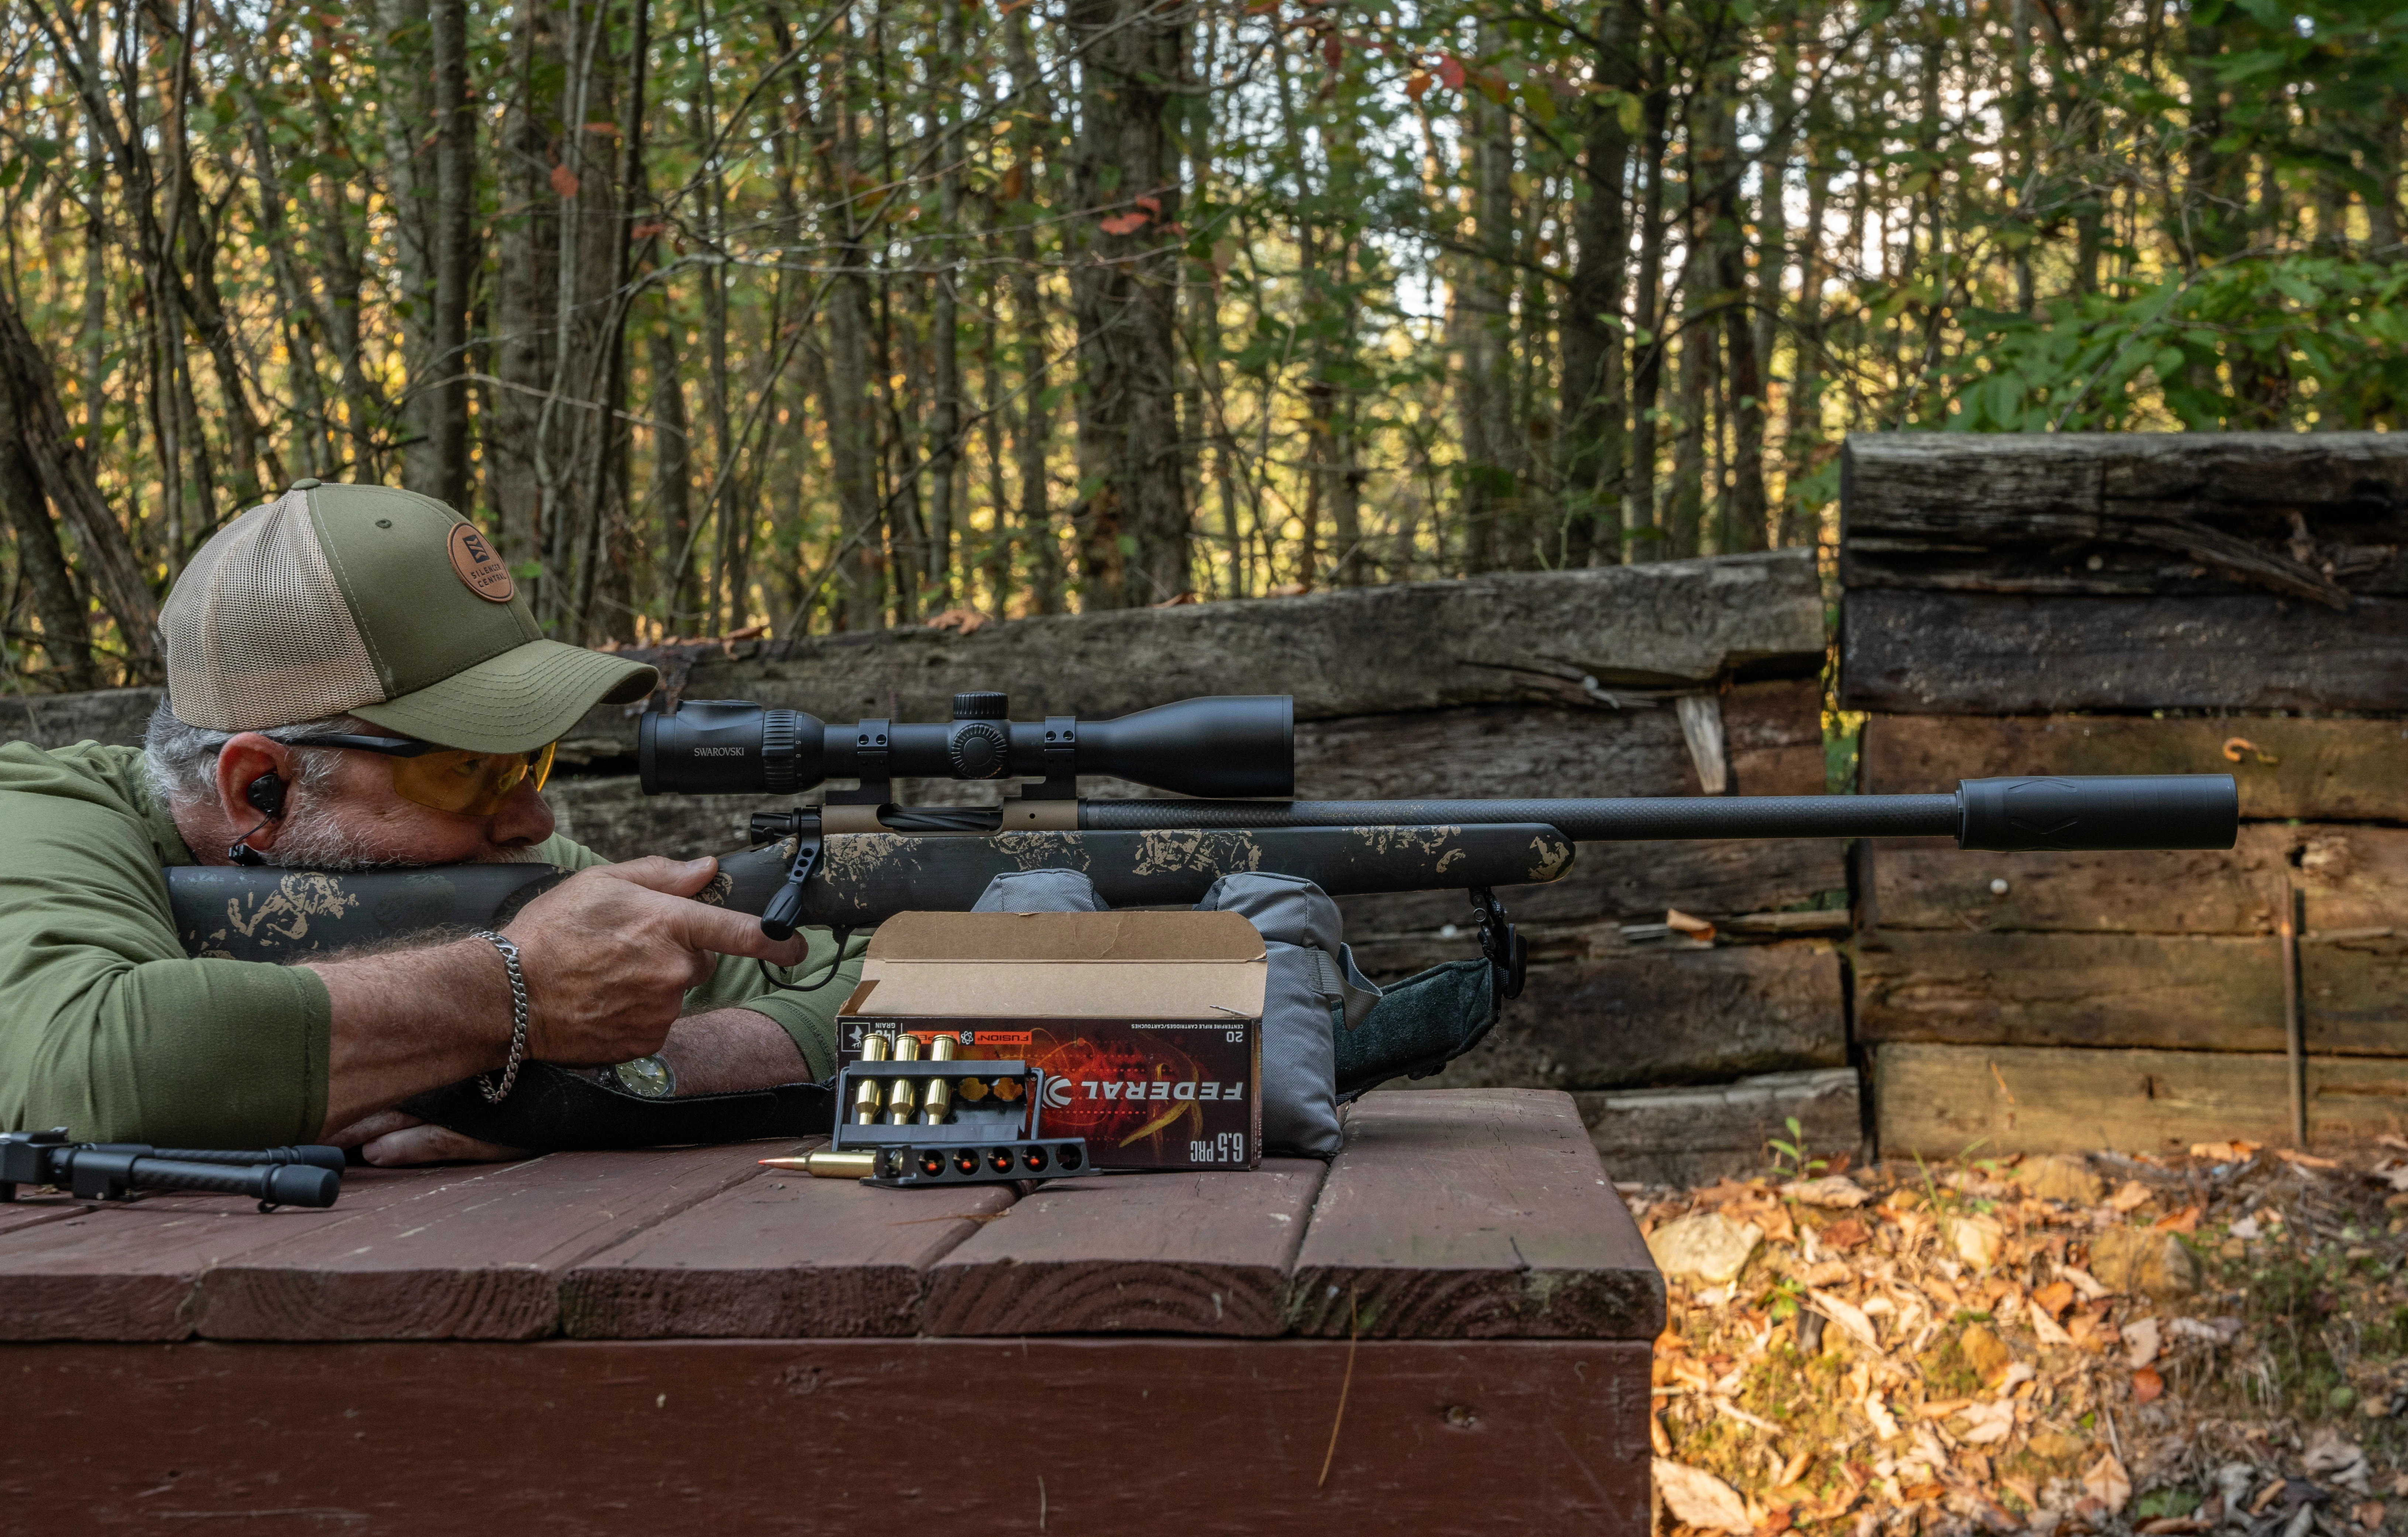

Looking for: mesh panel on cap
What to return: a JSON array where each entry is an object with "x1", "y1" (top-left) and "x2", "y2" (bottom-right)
[{"x1": 159, "y1": 491, "x2": 385, "y2": 730}]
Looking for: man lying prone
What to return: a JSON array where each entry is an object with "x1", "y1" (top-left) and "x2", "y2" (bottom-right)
[{"x1": 0, "y1": 483, "x2": 860, "y2": 1164}]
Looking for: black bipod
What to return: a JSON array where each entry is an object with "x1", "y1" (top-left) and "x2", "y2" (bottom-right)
[{"x1": 0, "y1": 1129, "x2": 345, "y2": 1212}]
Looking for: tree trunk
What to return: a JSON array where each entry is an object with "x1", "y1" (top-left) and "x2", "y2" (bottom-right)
[
  {"x1": 0, "y1": 287, "x2": 157, "y2": 670},
  {"x1": 430, "y1": 0, "x2": 475, "y2": 510},
  {"x1": 1005, "y1": 9, "x2": 1061, "y2": 615},
  {"x1": 1557, "y1": 0, "x2": 1635, "y2": 567},
  {"x1": 0, "y1": 389, "x2": 99, "y2": 690},
  {"x1": 649, "y1": 316, "x2": 694, "y2": 632},
  {"x1": 490, "y1": 0, "x2": 561, "y2": 566},
  {"x1": 379, "y1": 0, "x2": 442, "y2": 497},
  {"x1": 1066, "y1": 0, "x2": 1190, "y2": 607},
  {"x1": 1712, "y1": 95, "x2": 1766, "y2": 553},
  {"x1": 1626, "y1": 64, "x2": 1669, "y2": 562}
]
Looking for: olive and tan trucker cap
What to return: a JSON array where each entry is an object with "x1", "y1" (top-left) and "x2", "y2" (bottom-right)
[{"x1": 158, "y1": 481, "x2": 658, "y2": 755}]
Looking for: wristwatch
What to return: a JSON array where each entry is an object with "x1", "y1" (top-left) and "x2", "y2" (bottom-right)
[{"x1": 608, "y1": 1055, "x2": 678, "y2": 1100}]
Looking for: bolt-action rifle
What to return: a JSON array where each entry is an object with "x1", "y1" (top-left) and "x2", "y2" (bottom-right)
[
  {"x1": 169, "y1": 690, "x2": 2238, "y2": 978},
  {"x1": 162, "y1": 693, "x2": 2236, "y2": 1149}
]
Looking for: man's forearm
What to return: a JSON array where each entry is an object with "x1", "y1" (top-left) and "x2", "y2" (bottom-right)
[
  {"x1": 657, "y1": 1008, "x2": 809, "y2": 1095},
  {"x1": 306, "y1": 937, "x2": 515, "y2": 1136}
]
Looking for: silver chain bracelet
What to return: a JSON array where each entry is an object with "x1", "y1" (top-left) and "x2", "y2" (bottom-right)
[{"x1": 470, "y1": 930, "x2": 529, "y2": 1102}]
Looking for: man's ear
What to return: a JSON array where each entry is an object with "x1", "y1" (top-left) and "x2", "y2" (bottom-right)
[{"x1": 214, "y1": 733, "x2": 297, "y2": 849}]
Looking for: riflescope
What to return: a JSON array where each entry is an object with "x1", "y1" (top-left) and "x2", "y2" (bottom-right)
[{"x1": 640, "y1": 692, "x2": 1295, "y2": 799}]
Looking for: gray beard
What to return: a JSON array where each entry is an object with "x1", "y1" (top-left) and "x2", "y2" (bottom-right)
[{"x1": 264, "y1": 808, "x2": 551, "y2": 870}]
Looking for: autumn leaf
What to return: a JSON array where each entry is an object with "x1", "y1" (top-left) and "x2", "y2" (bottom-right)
[
  {"x1": 2132, "y1": 1366, "x2": 2164, "y2": 1403},
  {"x1": 1321, "y1": 32, "x2": 1342, "y2": 69},
  {"x1": 1405, "y1": 69, "x2": 1432, "y2": 101},
  {"x1": 923, "y1": 607, "x2": 989, "y2": 634},
  {"x1": 1436, "y1": 55, "x2": 1465, "y2": 90},
  {"x1": 550, "y1": 163, "x2": 580, "y2": 199},
  {"x1": 629, "y1": 220, "x2": 667, "y2": 240},
  {"x1": 1098, "y1": 210, "x2": 1150, "y2": 235}
]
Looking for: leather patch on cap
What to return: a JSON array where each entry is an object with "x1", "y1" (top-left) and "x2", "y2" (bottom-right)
[{"x1": 446, "y1": 523, "x2": 515, "y2": 602}]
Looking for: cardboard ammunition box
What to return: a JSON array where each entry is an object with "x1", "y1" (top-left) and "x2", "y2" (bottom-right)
[{"x1": 837, "y1": 910, "x2": 1266, "y2": 1170}]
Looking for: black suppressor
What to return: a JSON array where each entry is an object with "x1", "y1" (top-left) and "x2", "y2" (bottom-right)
[
  {"x1": 0, "y1": 1129, "x2": 343, "y2": 1211},
  {"x1": 1078, "y1": 775, "x2": 2239, "y2": 851},
  {"x1": 640, "y1": 692, "x2": 1294, "y2": 799}
]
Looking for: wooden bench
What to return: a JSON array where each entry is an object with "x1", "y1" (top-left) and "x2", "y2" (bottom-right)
[{"x1": 0, "y1": 1088, "x2": 1661, "y2": 1533}]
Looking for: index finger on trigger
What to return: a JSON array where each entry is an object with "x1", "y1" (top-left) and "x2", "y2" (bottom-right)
[{"x1": 672, "y1": 899, "x2": 811, "y2": 966}]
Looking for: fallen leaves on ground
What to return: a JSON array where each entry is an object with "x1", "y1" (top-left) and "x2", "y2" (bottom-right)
[{"x1": 1632, "y1": 1141, "x2": 2408, "y2": 1536}]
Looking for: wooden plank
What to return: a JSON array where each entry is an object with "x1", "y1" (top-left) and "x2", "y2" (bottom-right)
[
  {"x1": 1341, "y1": 833, "x2": 1848, "y2": 943},
  {"x1": 1862, "y1": 713, "x2": 2408, "y2": 822},
  {"x1": 191, "y1": 1143, "x2": 783, "y2": 1341},
  {"x1": 1839, "y1": 589, "x2": 2408, "y2": 714},
  {"x1": 1840, "y1": 432, "x2": 2408, "y2": 600},
  {"x1": 561, "y1": 1159, "x2": 1015, "y2": 1339},
  {"x1": 919, "y1": 1160, "x2": 1327, "y2": 1337},
  {"x1": 551, "y1": 679, "x2": 1828, "y2": 865},
  {"x1": 1575, "y1": 1068, "x2": 1864, "y2": 1188},
  {"x1": 1875, "y1": 1043, "x2": 2408, "y2": 1157},
  {"x1": 0, "y1": 1167, "x2": 463, "y2": 1341},
  {"x1": 0, "y1": 1198, "x2": 88, "y2": 1239},
  {"x1": 1286, "y1": 1088, "x2": 1664, "y2": 1341},
  {"x1": 1856, "y1": 929, "x2": 2404, "y2": 1057},
  {"x1": 1866, "y1": 826, "x2": 2408, "y2": 937},
  {"x1": 1406, "y1": 942, "x2": 1846, "y2": 1091},
  {"x1": 0, "y1": 685, "x2": 161, "y2": 748},
  {"x1": 1, "y1": 1337, "x2": 1654, "y2": 1536},
  {"x1": 1855, "y1": 931, "x2": 2285, "y2": 1052}
]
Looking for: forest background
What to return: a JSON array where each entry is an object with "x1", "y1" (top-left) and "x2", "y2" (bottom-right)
[{"x1": 0, "y1": 0, "x2": 2403, "y2": 688}]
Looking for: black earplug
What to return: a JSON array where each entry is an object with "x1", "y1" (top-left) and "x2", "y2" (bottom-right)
[{"x1": 246, "y1": 772, "x2": 287, "y2": 819}]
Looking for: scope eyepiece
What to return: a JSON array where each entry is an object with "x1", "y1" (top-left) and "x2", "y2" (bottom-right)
[{"x1": 638, "y1": 693, "x2": 1296, "y2": 800}]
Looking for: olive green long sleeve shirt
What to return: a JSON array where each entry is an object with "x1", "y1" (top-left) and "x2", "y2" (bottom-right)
[{"x1": 0, "y1": 740, "x2": 860, "y2": 1147}]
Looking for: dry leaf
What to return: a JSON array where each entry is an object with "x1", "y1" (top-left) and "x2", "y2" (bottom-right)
[
  {"x1": 1264, "y1": 581, "x2": 1308, "y2": 597},
  {"x1": 1959, "y1": 1400, "x2": 2017, "y2": 1445},
  {"x1": 2154, "y1": 1205, "x2": 2203, "y2": 1234},
  {"x1": 2107, "y1": 1180, "x2": 2154, "y2": 1214},
  {"x1": 1950, "y1": 1213, "x2": 2005, "y2": 1269},
  {"x1": 2275, "y1": 1148, "x2": 2340, "y2": 1171},
  {"x1": 2133, "y1": 1366, "x2": 2165, "y2": 1403},
  {"x1": 1863, "y1": 1392, "x2": 1900, "y2": 1441},
  {"x1": 2352, "y1": 1503, "x2": 2387, "y2": 1530},
  {"x1": 2084, "y1": 1452, "x2": 2132, "y2": 1513},
  {"x1": 1809, "y1": 1289, "x2": 1881, "y2": 1351},
  {"x1": 2031, "y1": 1308, "x2": 2075, "y2": 1348},
  {"x1": 2191, "y1": 1139, "x2": 2260, "y2": 1162},
  {"x1": 1782, "y1": 1177, "x2": 1872, "y2": 1209},
  {"x1": 2061, "y1": 1266, "x2": 2110, "y2": 1300},
  {"x1": 2032, "y1": 1280, "x2": 2076, "y2": 1319},
  {"x1": 2124, "y1": 1316, "x2": 2162, "y2": 1368},
  {"x1": 922, "y1": 607, "x2": 990, "y2": 633},
  {"x1": 1822, "y1": 1218, "x2": 1870, "y2": 1250},
  {"x1": 1654, "y1": 1459, "x2": 1753, "y2": 1534},
  {"x1": 549, "y1": 162, "x2": 581, "y2": 198},
  {"x1": 1098, "y1": 210, "x2": 1151, "y2": 235}
]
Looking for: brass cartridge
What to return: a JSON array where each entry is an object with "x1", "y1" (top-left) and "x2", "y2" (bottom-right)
[
  {"x1": 923, "y1": 1036, "x2": 957, "y2": 1124},
  {"x1": 758, "y1": 1150, "x2": 878, "y2": 1179},
  {"x1": 853, "y1": 1032, "x2": 890, "y2": 1124},
  {"x1": 886, "y1": 1033, "x2": 920, "y2": 1123}
]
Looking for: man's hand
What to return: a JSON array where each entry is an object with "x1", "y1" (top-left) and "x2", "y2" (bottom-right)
[
  {"x1": 310, "y1": 855, "x2": 804, "y2": 1136},
  {"x1": 327, "y1": 1109, "x2": 525, "y2": 1167},
  {"x1": 501, "y1": 856, "x2": 807, "y2": 1066}
]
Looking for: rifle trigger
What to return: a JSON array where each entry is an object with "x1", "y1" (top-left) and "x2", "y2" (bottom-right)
[{"x1": 760, "y1": 820, "x2": 824, "y2": 943}]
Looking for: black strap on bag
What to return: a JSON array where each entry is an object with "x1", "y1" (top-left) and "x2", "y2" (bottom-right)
[{"x1": 403, "y1": 1063, "x2": 836, "y2": 1152}]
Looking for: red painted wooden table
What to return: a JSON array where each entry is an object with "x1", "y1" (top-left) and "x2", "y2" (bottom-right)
[{"x1": 0, "y1": 1088, "x2": 1661, "y2": 1534}]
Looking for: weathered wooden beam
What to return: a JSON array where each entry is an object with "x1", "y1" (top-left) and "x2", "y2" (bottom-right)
[
  {"x1": 0, "y1": 685, "x2": 162, "y2": 749},
  {"x1": 558, "y1": 550, "x2": 1824, "y2": 758},
  {"x1": 1840, "y1": 588, "x2": 2408, "y2": 713},
  {"x1": 1855, "y1": 928, "x2": 2404, "y2": 1056},
  {"x1": 1875, "y1": 1042, "x2": 2408, "y2": 1157},
  {"x1": 1865, "y1": 824, "x2": 2408, "y2": 937},
  {"x1": 1404, "y1": 941, "x2": 1846, "y2": 1092},
  {"x1": 1574, "y1": 1068, "x2": 1864, "y2": 1187},
  {"x1": 1862, "y1": 713, "x2": 2408, "y2": 821},
  {"x1": 1841, "y1": 432, "x2": 2408, "y2": 601},
  {"x1": 1854, "y1": 931, "x2": 2285, "y2": 1053}
]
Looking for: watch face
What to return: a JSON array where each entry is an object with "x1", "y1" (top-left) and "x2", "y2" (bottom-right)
[{"x1": 611, "y1": 1056, "x2": 675, "y2": 1099}]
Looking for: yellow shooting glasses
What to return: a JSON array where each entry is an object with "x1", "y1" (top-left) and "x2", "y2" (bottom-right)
[{"x1": 284, "y1": 732, "x2": 558, "y2": 817}]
